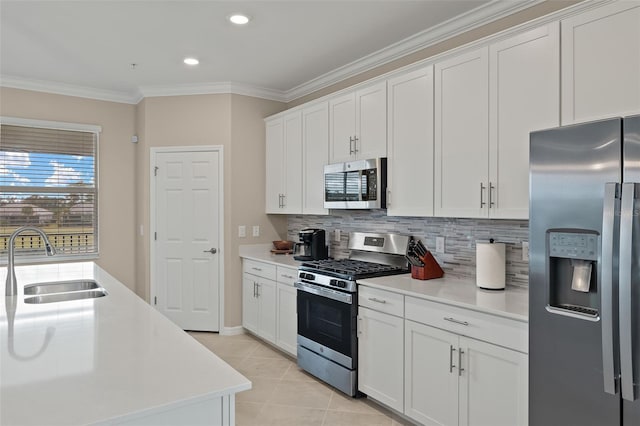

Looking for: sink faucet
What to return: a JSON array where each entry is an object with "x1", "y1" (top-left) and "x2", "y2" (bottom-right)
[{"x1": 5, "y1": 226, "x2": 56, "y2": 297}]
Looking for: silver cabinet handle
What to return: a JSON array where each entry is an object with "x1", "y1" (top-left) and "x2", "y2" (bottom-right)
[
  {"x1": 203, "y1": 248, "x2": 217, "y2": 254},
  {"x1": 349, "y1": 136, "x2": 354, "y2": 155},
  {"x1": 282, "y1": 274, "x2": 294, "y2": 279},
  {"x1": 253, "y1": 282, "x2": 257, "y2": 298},
  {"x1": 444, "y1": 317, "x2": 469, "y2": 326},
  {"x1": 387, "y1": 188, "x2": 391, "y2": 207},
  {"x1": 353, "y1": 136, "x2": 359, "y2": 153},
  {"x1": 480, "y1": 182, "x2": 486, "y2": 208},
  {"x1": 357, "y1": 316, "x2": 363, "y2": 336},
  {"x1": 601, "y1": 183, "x2": 619, "y2": 395},
  {"x1": 252, "y1": 267, "x2": 262, "y2": 272},
  {"x1": 458, "y1": 349, "x2": 465, "y2": 376},
  {"x1": 368, "y1": 297, "x2": 387, "y2": 304},
  {"x1": 489, "y1": 182, "x2": 495, "y2": 207},
  {"x1": 256, "y1": 283, "x2": 261, "y2": 298},
  {"x1": 281, "y1": 194, "x2": 286, "y2": 208},
  {"x1": 620, "y1": 183, "x2": 636, "y2": 401},
  {"x1": 449, "y1": 345, "x2": 456, "y2": 373}
]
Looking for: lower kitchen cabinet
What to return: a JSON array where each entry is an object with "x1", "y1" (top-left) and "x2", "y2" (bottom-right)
[
  {"x1": 358, "y1": 306, "x2": 404, "y2": 412},
  {"x1": 242, "y1": 272, "x2": 277, "y2": 342},
  {"x1": 275, "y1": 266, "x2": 298, "y2": 356}
]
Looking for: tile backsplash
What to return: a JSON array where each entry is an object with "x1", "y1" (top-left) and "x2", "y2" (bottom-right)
[{"x1": 287, "y1": 210, "x2": 529, "y2": 287}]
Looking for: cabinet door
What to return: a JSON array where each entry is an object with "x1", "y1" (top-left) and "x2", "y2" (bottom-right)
[
  {"x1": 489, "y1": 23, "x2": 560, "y2": 219},
  {"x1": 561, "y1": 1, "x2": 640, "y2": 124},
  {"x1": 276, "y1": 282, "x2": 297, "y2": 356},
  {"x1": 302, "y1": 102, "x2": 329, "y2": 215},
  {"x1": 458, "y1": 337, "x2": 528, "y2": 426},
  {"x1": 282, "y1": 111, "x2": 302, "y2": 214},
  {"x1": 358, "y1": 306, "x2": 404, "y2": 412},
  {"x1": 329, "y1": 93, "x2": 356, "y2": 163},
  {"x1": 434, "y1": 47, "x2": 490, "y2": 218},
  {"x1": 356, "y1": 81, "x2": 387, "y2": 160},
  {"x1": 265, "y1": 118, "x2": 284, "y2": 213},
  {"x1": 257, "y1": 278, "x2": 277, "y2": 343},
  {"x1": 405, "y1": 320, "x2": 458, "y2": 426},
  {"x1": 387, "y1": 65, "x2": 434, "y2": 217},
  {"x1": 242, "y1": 273, "x2": 259, "y2": 333}
]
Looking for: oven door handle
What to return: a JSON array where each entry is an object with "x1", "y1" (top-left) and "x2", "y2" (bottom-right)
[{"x1": 295, "y1": 281, "x2": 353, "y2": 304}]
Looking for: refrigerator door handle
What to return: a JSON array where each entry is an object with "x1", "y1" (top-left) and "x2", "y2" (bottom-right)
[
  {"x1": 601, "y1": 182, "x2": 619, "y2": 395},
  {"x1": 620, "y1": 182, "x2": 637, "y2": 401}
]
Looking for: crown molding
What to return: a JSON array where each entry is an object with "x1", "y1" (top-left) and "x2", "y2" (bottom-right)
[
  {"x1": 283, "y1": 0, "x2": 546, "y2": 101},
  {"x1": 0, "y1": 75, "x2": 140, "y2": 104},
  {"x1": 138, "y1": 82, "x2": 287, "y2": 103}
]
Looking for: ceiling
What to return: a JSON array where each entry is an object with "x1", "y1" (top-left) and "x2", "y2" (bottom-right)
[{"x1": 0, "y1": 1, "x2": 539, "y2": 104}]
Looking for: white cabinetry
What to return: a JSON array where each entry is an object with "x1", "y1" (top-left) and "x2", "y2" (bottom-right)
[
  {"x1": 561, "y1": 1, "x2": 640, "y2": 124},
  {"x1": 386, "y1": 65, "x2": 435, "y2": 216},
  {"x1": 242, "y1": 259, "x2": 298, "y2": 357},
  {"x1": 357, "y1": 286, "x2": 404, "y2": 412},
  {"x1": 275, "y1": 266, "x2": 298, "y2": 356},
  {"x1": 404, "y1": 296, "x2": 528, "y2": 426},
  {"x1": 329, "y1": 82, "x2": 387, "y2": 163},
  {"x1": 435, "y1": 23, "x2": 559, "y2": 219},
  {"x1": 265, "y1": 111, "x2": 302, "y2": 214},
  {"x1": 302, "y1": 102, "x2": 329, "y2": 215}
]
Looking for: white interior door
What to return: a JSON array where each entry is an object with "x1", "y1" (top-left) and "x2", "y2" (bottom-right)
[{"x1": 152, "y1": 148, "x2": 222, "y2": 331}]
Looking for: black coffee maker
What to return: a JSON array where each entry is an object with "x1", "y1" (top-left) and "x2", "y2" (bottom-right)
[{"x1": 293, "y1": 228, "x2": 328, "y2": 261}]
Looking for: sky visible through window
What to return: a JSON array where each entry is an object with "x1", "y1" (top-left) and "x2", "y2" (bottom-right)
[{"x1": 0, "y1": 151, "x2": 94, "y2": 189}]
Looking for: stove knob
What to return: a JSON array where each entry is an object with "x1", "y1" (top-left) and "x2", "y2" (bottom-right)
[
  {"x1": 306, "y1": 274, "x2": 315, "y2": 281},
  {"x1": 337, "y1": 280, "x2": 347, "y2": 288},
  {"x1": 329, "y1": 279, "x2": 338, "y2": 287}
]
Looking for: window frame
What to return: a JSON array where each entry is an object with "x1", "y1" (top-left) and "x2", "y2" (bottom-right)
[{"x1": 0, "y1": 116, "x2": 101, "y2": 265}]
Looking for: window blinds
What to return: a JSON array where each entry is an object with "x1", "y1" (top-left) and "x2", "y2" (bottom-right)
[{"x1": 0, "y1": 124, "x2": 98, "y2": 257}]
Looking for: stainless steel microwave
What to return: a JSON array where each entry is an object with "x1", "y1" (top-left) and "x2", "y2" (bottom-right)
[{"x1": 323, "y1": 158, "x2": 387, "y2": 209}]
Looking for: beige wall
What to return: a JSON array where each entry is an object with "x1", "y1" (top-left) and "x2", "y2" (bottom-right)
[
  {"x1": 0, "y1": 87, "x2": 137, "y2": 287},
  {"x1": 135, "y1": 94, "x2": 286, "y2": 327},
  {"x1": 288, "y1": 0, "x2": 584, "y2": 108}
]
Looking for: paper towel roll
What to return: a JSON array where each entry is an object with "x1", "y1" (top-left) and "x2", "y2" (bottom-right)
[{"x1": 476, "y1": 241, "x2": 506, "y2": 290}]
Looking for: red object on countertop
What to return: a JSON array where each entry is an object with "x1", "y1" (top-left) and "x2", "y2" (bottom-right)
[{"x1": 411, "y1": 251, "x2": 444, "y2": 280}]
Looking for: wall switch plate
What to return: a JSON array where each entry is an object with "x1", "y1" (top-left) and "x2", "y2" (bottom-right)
[
  {"x1": 436, "y1": 237, "x2": 445, "y2": 254},
  {"x1": 139, "y1": 225, "x2": 144, "y2": 236},
  {"x1": 238, "y1": 225, "x2": 246, "y2": 238},
  {"x1": 252, "y1": 225, "x2": 260, "y2": 237},
  {"x1": 334, "y1": 229, "x2": 341, "y2": 242},
  {"x1": 522, "y1": 241, "x2": 529, "y2": 261}
]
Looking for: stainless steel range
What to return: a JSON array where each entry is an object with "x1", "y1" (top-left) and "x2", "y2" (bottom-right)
[{"x1": 294, "y1": 232, "x2": 410, "y2": 396}]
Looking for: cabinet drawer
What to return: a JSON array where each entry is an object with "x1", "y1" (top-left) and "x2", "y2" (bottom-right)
[
  {"x1": 243, "y1": 260, "x2": 277, "y2": 281},
  {"x1": 405, "y1": 296, "x2": 527, "y2": 353},
  {"x1": 277, "y1": 266, "x2": 298, "y2": 286},
  {"x1": 359, "y1": 286, "x2": 404, "y2": 317}
]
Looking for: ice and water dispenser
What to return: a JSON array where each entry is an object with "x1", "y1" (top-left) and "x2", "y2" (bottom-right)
[{"x1": 546, "y1": 230, "x2": 600, "y2": 318}]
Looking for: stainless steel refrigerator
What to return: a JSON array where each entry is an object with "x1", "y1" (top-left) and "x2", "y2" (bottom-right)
[{"x1": 529, "y1": 115, "x2": 640, "y2": 426}]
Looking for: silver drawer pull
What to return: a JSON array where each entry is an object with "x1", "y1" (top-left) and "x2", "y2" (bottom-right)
[
  {"x1": 444, "y1": 317, "x2": 469, "y2": 326},
  {"x1": 282, "y1": 274, "x2": 294, "y2": 279},
  {"x1": 368, "y1": 297, "x2": 387, "y2": 304},
  {"x1": 252, "y1": 267, "x2": 262, "y2": 272}
]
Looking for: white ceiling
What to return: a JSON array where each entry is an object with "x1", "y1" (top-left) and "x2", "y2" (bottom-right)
[{"x1": 0, "y1": 1, "x2": 539, "y2": 103}]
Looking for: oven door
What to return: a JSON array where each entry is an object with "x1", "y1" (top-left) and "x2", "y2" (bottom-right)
[{"x1": 295, "y1": 281, "x2": 357, "y2": 369}]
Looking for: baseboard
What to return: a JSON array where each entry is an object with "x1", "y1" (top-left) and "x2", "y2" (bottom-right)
[{"x1": 220, "y1": 326, "x2": 245, "y2": 336}]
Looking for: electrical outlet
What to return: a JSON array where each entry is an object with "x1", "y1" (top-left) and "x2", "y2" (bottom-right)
[
  {"x1": 252, "y1": 225, "x2": 260, "y2": 237},
  {"x1": 436, "y1": 237, "x2": 445, "y2": 254},
  {"x1": 139, "y1": 225, "x2": 144, "y2": 236},
  {"x1": 334, "y1": 229, "x2": 341, "y2": 242},
  {"x1": 522, "y1": 241, "x2": 529, "y2": 261},
  {"x1": 238, "y1": 225, "x2": 246, "y2": 238}
]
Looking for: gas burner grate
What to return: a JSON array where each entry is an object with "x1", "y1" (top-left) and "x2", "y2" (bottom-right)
[{"x1": 300, "y1": 258, "x2": 407, "y2": 279}]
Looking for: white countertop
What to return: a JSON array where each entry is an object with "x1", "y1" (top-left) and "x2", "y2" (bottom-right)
[
  {"x1": 0, "y1": 262, "x2": 251, "y2": 426},
  {"x1": 239, "y1": 244, "x2": 302, "y2": 269},
  {"x1": 358, "y1": 274, "x2": 528, "y2": 322}
]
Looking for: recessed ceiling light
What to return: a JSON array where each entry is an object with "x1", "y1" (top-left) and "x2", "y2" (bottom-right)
[
  {"x1": 229, "y1": 14, "x2": 250, "y2": 25},
  {"x1": 184, "y1": 58, "x2": 199, "y2": 66}
]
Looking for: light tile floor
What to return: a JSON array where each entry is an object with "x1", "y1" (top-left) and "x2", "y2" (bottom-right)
[{"x1": 188, "y1": 331, "x2": 413, "y2": 426}]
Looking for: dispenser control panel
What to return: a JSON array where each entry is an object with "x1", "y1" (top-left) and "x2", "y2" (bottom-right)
[{"x1": 548, "y1": 232, "x2": 598, "y2": 261}]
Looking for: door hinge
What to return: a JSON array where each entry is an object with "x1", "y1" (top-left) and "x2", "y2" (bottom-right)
[
  {"x1": 154, "y1": 166, "x2": 159, "y2": 176},
  {"x1": 154, "y1": 296, "x2": 157, "y2": 305},
  {"x1": 154, "y1": 232, "x2": 157, "y2": 241}
]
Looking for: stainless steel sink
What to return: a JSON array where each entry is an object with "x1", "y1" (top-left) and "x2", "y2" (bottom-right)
[
  {"x1": 24, "y1": 288, "x2": 108, "y2": 304},
  {"x1": 24, "y1": 279, "x2": 100, "y2": 295}
]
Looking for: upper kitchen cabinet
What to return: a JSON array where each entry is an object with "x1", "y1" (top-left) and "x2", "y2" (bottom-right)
[
  {"x1": 488, "y1": 22, "x2": 560, "y2": 219},
  {"x1": 302, "y1": 102, "x2": 329, "y2": 215},
  {"x1": 435, "y1": 22, "x2": 559, "y2": 219},
  {"x1": 434, "y1": 47, "x2": 490, "y2": 218},
  {"x1": 386, "y1": 65, "x2": 435, "y2": 217},
  {"x1": 561, "y1": 1, "x2": 640, "y2": 125},
  {"x1": 329, "y1": 81, "x2": 387, "y2": 163},
  {"x1": 265, "y1": 111, "x2": 303, "y2": 214}
]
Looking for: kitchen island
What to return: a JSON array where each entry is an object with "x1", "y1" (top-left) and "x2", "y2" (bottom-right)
[{"x1": 0, "y1": 262, "x2": 250, "y2": 426}]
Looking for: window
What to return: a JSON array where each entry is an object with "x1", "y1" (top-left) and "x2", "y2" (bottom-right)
[{"x1": 0, "y1": 118, "x2": 100, "y2": 259}]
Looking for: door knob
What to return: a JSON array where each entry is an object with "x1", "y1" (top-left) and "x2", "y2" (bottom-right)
[{"x1": 203, "y1": 248, "x2": 217, "y2": 254}]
